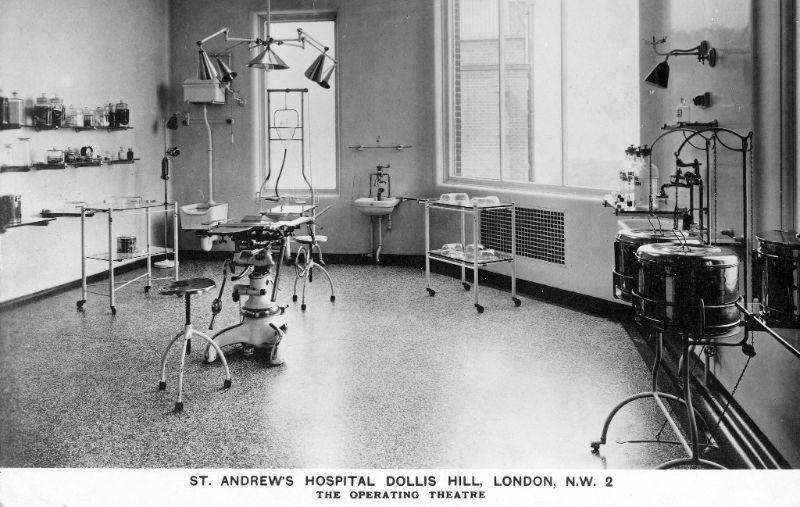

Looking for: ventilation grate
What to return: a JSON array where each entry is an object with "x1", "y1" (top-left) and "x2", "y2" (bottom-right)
[{"x1": 481, "y1": 207, "x2": 565, "y2": 265}]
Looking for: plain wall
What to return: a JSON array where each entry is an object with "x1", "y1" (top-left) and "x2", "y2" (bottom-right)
[
  {"x1": 0, "y1": 0, "x2": 171, "y2": 302},
  {"x1": 168, "y1": 0, "x2": 435, "y2": 254}
]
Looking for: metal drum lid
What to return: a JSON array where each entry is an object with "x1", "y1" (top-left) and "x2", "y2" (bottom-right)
[
  {"x1": 757, "y1": 229, "x2": 800, "y2": 258},
  {"x1": 636, "y1": 243, "x2": 739, "y2": 267},
  {"x1": 615, "y1": 228, "x2": 702, "y2": 245}
]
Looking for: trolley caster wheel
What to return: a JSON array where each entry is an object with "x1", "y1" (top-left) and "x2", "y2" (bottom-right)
[
  {"x1": 512, "y1": 297, "x2": 521, "y2": 307},
  {"x1": 185, "y1": 339, "x2": 191, "y2": 355},
  {"x1": 426, "y1": 288, "x2": 436, "y2": 297},
  {"x1": 110, "y1": 306, "x2": 117, "y2": 315},
  {"x1": 223, "y1": 378, "x2": 231, "y2": 389},
  {"x1": 475, "y1": 304, "x2": 484, "y2": 314},
  {"x1": 76, "y1": 300, "x2": 86, "y2": 309},
  {"x1": 463, "y1": 283, "x2": 471, "y2": 291},
  {"x1": 292, "y1": 295, "x2": 298, "y2": 302},
  {"x1": 330, "y1": 295, "x2": 336, "y2": 302},
  {"x1": 174, "y1": 401, "x2": 184, "y2": 413},
  {"x1": 158, "y1": 381, "x2": 166, "y2": 391},
  {"x1": 590, "y1": 441, "x2": 602, "y2": 454},
  {"x1": 301, "y1": 303, "x2": 307, "y2": 311},
  {"x1": 144, "y1": 285, "x2": 151, "y2": 294}
]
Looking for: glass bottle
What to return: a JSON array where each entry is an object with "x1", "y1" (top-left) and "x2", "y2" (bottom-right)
[
  {"x1": 83, "y1": 106, "x2": 94, "y2": 127},
  {"x1": 126, "y1": 147, "x2": 134, "y2": 160},
  {"x1": 115, "y1": 100, "x2": 129, "y2": 126},
  {"x1": 2, "y1": 144, "x2": 13, "y2": 167},
  {"x1": 118, "y1": 146, "x2": 125, "y2": 160},
  {"x1": 107, "y1": 103, "x2": 117, "y2": 128},
  {"x1": 17, "y1": 137, "x2": 31, "y2": 167},
  {"x1": 50, "y1": 95, "x2": 64, "y2": 127},
  {"x1": 8, "y1": 92, "x2": 24, "y2": 128},
  {"x1": 33, "y1": 94, "x2": 52, "y2": 128},
  {"x1": 95, "y1": 106, "x2": 107, "y2": 128}
]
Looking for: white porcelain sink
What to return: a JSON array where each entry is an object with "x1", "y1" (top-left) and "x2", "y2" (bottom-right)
[{"x1": 353, "y1": 197, "x2": 400, "y2": 216}]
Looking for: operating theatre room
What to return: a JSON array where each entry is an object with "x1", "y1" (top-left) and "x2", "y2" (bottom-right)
[{"x1": 4, "y1": 0, "x2": 800, "y2": 483}]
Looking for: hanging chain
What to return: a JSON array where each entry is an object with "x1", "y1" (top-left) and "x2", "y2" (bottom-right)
[{"x1": 713, "y1": 137, "x2": 718, "y2": 246}]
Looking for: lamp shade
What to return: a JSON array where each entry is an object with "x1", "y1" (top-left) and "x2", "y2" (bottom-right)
[
  {"x1": 198, "y1": 49, "x2": 220, "y2": 81},
  {"x1": 304, "y1": 53, "x2": 326, "y2": 83},
  {"x1": 216, "y1": 58, "x2": 237, "y2": 83},
  {"x1": 317, "y1": 64, "x2": 335, "y2": 89},
  {"x1": 644, "y1": 60, "x2": 670, "y2": 89},
  {"x1": 247, "y1": 46, "x2": 289, "y2": 70}
]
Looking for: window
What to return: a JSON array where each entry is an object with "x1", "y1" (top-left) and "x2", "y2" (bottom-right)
[
  {"x1": 443, "y1": 0, "x2": 639, "y2": 190},
  {"x1": 261, "y1": 19, "x2": 337, "y2": 193}
]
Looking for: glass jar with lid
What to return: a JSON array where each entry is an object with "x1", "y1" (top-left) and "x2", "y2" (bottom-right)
[
  {"x1": 46, "y1": 147, "x2": 64, "y2": 164},
  {"x1": 7, "y1": 92, "x2": 24, "y2": 128},
  {"x1": 50, "y1": 95, "x2": 64, "y2": 127},
  {"x1": 33, "y1": 94, "x2": 53, "y2": 128},
  {"x1": 114, "y1": 100, "x2": 129, "y2": 126},
  {"x1": 95, "y1": 106, "x2": 107, "y2": 128},
  {"x1": 83, "y1": 106, "x2": 94, "y2": 128}
]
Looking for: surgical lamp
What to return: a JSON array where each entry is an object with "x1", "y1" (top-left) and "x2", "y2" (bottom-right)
[
  {"x1": 196, "y1": 21, "x2": 337, "y2": 90},
  {"x1": 644, "y1": 37, "x2": 717, "y2": 89}
]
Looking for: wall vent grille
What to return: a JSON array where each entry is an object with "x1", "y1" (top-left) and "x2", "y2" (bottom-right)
[{"x1": 481, "y1": 207, "x2": 565, "y2": 265}]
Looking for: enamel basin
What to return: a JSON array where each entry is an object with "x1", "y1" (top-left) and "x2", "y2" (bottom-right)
[{"x1": 353, "y1": 197, "x2": 400, "y2": 216}]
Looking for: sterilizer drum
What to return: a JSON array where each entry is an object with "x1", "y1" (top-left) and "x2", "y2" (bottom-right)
[
  {"x1": 756, "y1": 230, "x2": 800, "y2": 329},
  {"x1": 613, "y1": 229, "x2": 702, "y2": 302},
  {"x1": 635, "y1": 243, "x2": 741, "y2": 337}
]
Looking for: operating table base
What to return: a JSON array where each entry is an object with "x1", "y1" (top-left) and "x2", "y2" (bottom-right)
[{"x1": 205, "y1": 316, "x2": 287, "y2": 366}]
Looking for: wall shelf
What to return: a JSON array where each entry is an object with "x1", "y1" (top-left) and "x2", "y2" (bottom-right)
[
  {"x1": 0, "y1": 217, "x2": 56, "y2": 234},
  {"x1": 0, "y1": 165, "x2": 32, "y2": 173},
  {"x1": 107, "y1": 158, "x2": 140, "y2": 165},
  {"x1": 33, "y1": 162, "x2": 67, "y2": 170},
  {"x1": 22, "y1": 125, "x2": 134, "y2": 132}
]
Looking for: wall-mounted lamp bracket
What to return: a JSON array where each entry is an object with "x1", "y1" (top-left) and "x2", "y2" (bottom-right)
[{"x1": 648, "y1": 36, "x2": 717, "y2": 67}]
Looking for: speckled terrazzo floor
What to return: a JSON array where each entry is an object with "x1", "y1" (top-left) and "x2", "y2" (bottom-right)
[{"x1": 1, "y1": 261, "x2": 700, "y2": 468}]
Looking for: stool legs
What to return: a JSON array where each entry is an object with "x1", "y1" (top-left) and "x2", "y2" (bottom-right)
[
  {"x1": 159, "y1": 324, "x2": 232, "y2": 412},
  {"x1": 292, "y1": 244, "x2": 335, "y2": 311}
]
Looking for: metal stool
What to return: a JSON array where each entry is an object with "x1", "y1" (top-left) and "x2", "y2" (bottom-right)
[
  {"x1": 292, "y1": 234, "x2": 335, "y2": 311},
  {"x1": 158, "y1": 278, "x2": 231, "y2": 412}
]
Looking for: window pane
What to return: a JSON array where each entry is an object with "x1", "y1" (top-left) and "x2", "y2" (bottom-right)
[
  {"x1": 502, "y1": 0, "x2": 532, "y2": 182},
  {"x1": 563, "y1": 0, "x2": 639, "y2": 189},
  {"x1": 266, "y1": 20, "x2": 336, "y2": 191},
  {"x1": 453, "y1": 0, "x2": 500, "y2": 180}
]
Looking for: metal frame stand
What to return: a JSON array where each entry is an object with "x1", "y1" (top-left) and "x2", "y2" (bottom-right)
[
  {"x1": 158, "y1": 292, "x2": 231, "y2": 412},
  {"x1": 424, "y1": 200, "x2": 520, "y2": 313},
  {"x1": 591, "y1": 331, "x2": 725, "y2": 469},
  {"x1": 292, "y1": 239, "x2": 335, "y2": 311},
  {"x1": 77, "y1": 201, "x2": 179, "y2": 314}
]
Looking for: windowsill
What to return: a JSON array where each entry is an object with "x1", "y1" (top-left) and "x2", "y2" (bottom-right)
[{"x1": 437, "y1": 177, "x2": 611, "y2": 201}]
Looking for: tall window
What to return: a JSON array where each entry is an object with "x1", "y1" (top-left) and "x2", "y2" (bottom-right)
[
  {"x1": 263, "y1": 19, "x2": 337, "y2": 193},
  {"x1": 443, "y1": 0, "x2": 639, "y2": 190}
]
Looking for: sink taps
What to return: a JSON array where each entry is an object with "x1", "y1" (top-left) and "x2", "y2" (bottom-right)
[{"x1": 370, "y1": 164, "x2": 392, "y2": 201}]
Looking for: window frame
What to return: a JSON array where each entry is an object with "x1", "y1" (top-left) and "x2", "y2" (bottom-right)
[
  {"x1": 439, "y1": 0, "x2": 639, "y2": 195},
  {"x1": 258, "y1": 11, "x2": 340, "y2": 196}
]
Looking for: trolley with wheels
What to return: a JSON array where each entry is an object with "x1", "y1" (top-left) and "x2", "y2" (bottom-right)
[{"x1": 423, "y1": 199, "x2": 520, "y2": 313}]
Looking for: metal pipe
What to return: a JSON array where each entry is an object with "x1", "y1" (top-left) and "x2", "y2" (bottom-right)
[{"x1": 203, "y1": 105, "x2": 215, "y2": 205}]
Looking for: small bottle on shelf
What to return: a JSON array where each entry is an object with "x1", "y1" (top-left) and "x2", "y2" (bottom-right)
[
  {"x1": 126, "y1": 147, "x2": 134, "y2": 161},
  {"x1": 118, "y1": 146, "x2": 125, "y2": 160}
]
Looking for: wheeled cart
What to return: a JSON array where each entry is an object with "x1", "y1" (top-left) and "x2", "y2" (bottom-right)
[
  {"x1": 77, "y1": 201, "x2": 179, "y2": 314},
  {"x1": 423, "y1": 200, "x2": 520, "y2": 313}
]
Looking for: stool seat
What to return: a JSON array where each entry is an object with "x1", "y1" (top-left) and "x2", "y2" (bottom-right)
[
  {"x1": 295, "y1": 235, "x2": 327, "y2": 244},
  {"x1": 161, "y1": 277, "x2": 216, "y2": 296}
]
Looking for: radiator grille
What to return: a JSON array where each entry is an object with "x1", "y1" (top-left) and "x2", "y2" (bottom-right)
[{"x1": 481, "y1": 207, "x2": 565, "y2": 265}]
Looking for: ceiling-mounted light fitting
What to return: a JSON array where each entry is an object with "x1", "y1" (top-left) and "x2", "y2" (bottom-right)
[
  {"x1": 216, "y1": 57, "x2": 237, "y2": 83},
  {"x1": 247, "y1": 45, "x2": 289, "y2": 70},
  {"x1": 643, "y1": 37, "x2": 717, "y2": 89}
]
